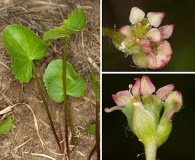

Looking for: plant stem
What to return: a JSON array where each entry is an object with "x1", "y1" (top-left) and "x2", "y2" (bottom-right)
[
  {"x1": 88, "y1": 144, "x2": 96, "y2": 160},
  {"x1": 32, "y1": 63, "x2": 62, "y2": 152},
  {"x1": 96, "y1": 100, "x2": 100, "y2": 160},
  {"x1": 144, "y1": 140, "x2": 157, "y2": 160},
  {"x1": 63, "y1": 36, "x2": 70, "y2": 156},
  {"x1": 67, "y1": 99, "x2": 76, "y2": 144},
  {"x1": 56, "y1": 111, "x2": 64, "y2": 152}
]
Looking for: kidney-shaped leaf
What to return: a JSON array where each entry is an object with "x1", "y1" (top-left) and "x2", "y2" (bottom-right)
[
  {"x1": 2, "y1": 24, "x2": 48, "y2": 83},
  {"x1": 43, "y1": 59, "x2": 86, "y2": 103},
  {"x1": 43, "y1": 8, "x2": 86, "y2": 40}
]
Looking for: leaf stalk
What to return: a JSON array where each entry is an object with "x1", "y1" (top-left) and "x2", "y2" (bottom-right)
[{"x1": 32, "y1": 63, "x2": 62, "y2": 152}]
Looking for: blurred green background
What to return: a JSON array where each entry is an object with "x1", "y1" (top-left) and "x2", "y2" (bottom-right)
[
  {"x1": 103, "y1": 0, "x2": 195, "y2": 71},
  {"x1": 102, "y1": 74, "x2": 195, "y2": 159}
]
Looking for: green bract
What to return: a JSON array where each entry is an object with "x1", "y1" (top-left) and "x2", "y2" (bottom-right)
[
  {"x1": 2, "y1": 24, "x2": 48, "y2": 83},
  {"x1": 43, "y1": 59, "x2": 86, "y2": 103},
  {"x1": 43, "y1": 8, "x2": 86, "y2": 40},
  {"x1": 0, "y1": 116, "x2": 14, "y2": 135}
]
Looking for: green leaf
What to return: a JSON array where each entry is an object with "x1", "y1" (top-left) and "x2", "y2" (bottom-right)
[
  {"x1": 89, "y1": 71, "x2": 100, "y2": 101},
  {"x1": 0, "y1": 116, "x2": 15, "y2": 135},
  {"x1": 84, "y1": 124, "x2": 96, "y2": 134},
  {"x1": 63, "y1": 8, "x2": 86, "y2": 31},
  {"x1": 43, "y1": 26, "x2": 73, "y2": 41},
  {"x1": 43, "y1": 59, "x2": 86, "y2": 103},
  {"x1": 2, "y1": 24, "x2": 48, "y2": 83},
  {"x1": 43, "y1": 8, "x2": 86, "y2": 40}
]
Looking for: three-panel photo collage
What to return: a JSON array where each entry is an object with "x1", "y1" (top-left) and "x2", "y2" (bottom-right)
[{"x1": 0, "y1": 0, "x2": 195, "y2": 160}]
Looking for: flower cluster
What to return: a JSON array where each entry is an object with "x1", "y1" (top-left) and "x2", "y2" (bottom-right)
[
  {"x1": 105, "y1": 76, "x2": 182, "y2": 148},
  {"x1": 113, "y1": 7, "x2": 174, "y2": 69}
]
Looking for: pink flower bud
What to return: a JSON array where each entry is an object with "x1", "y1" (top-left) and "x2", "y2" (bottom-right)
[
  {"x1": 165, "y1": 91, "x2": 183, "y2": 112},
  {"x1": 119, "y1": 25, "x2": 132, "y2": 39}
]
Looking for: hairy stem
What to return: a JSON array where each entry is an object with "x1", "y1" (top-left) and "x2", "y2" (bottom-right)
[
  {"x1": 144, "y1": 140, "x2": 157, "y2": 160},
  {"x1": 32, "y1": 63, "x2": 62, "y2": 152},
  {"x1": 96, "y1": 100, "x2": 100, "y2": 160},
  {"x1": 63, "y1": 36, "x2": 70, "y2": 156}
]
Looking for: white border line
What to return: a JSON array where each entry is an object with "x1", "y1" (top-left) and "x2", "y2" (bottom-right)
[
  {"x1": 100, "y1": 0, "x2": 102, "y2": 159},
  {"x1": 102, "y1": 72, "x2": 195, "y2": 74}
]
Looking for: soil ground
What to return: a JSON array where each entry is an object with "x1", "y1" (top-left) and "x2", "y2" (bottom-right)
[{"x1": 0, "y1": 0, "x2": 100, "y2": 159}]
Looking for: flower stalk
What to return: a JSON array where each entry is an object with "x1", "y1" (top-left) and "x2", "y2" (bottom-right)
[{"x1": 144, "y1": 140, "x2": 157, "y2": 160}]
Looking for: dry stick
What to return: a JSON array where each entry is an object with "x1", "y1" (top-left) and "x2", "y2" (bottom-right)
[
  {"x1": 63, "y1": 36, "x2": 70, "y2": 157},
  {"x1": 32, "y1": 63, "x2": 62, "y2": 152}
]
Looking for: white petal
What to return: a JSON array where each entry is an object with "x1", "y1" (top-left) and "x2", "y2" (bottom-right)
[
  {"x1": 160, "y1": 24, "x2": 174, "y2": 39},
  {"x1": 145, "y1": 28, "x2": 161, "y2": 42},
  {"x1": 157, "y1": 41, "x2": 173, "y2": 56},
  {"x1": 147, "y1": 12, "x2": 165, "y2": 27},
  {"x1": 130, "y1": 7, "x2": 145, "y2": 24}
]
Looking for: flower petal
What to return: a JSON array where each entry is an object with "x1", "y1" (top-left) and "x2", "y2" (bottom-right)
[
  {"x1": 145, "y1": 28, "x2": 161, "y2": 42},
  {"x1": 159, "y1": 24, "x2": 174, "y2": 39},
  {"x1": 146, "y1": 52, "x2": 171, "y2": 69},
  {"x1": 146, "y1": 52, "x2": 158, "y2": 69},
  {"x1": 132, "y1": 78, "x2": 141, "y2": 95},
  {"x1": 130, "y1": 7, "x2": 145, "y2": 24},
  {"x1": 140, "y1": 76, "x2": 155, "y2": 95},
  {"x1": 119, "y1": 25, "x2": 132, "y2": 39},
  {"x1": 157, "y1": 41, "x2": 173, "y2": 56},
  {"x1": 147, "y1": 12, "x2": 165, "y2": 27},
  {"x1": 156, "y1": 84, "x2": 175, "y2": 100},
  {"x1": 156, "y1": 54, "x2": 171, "y2": 68},
  {"x1": 112, "y1": 90, "x2": 132, "y2": 106}
]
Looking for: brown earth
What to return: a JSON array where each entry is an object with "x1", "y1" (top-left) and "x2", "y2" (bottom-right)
[{"x1": 0, "y1": 0, "x2": 100, "y2": 159}]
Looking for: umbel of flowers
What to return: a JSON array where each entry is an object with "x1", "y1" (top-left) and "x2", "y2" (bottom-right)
[
  {"x1": 105, "y1": 76, "x2": 183, "y2": 160},
  {"x1": 111, "y1": 7, "x2": 174, "y2": 69}
]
